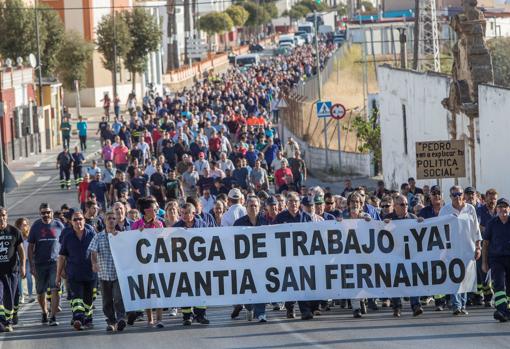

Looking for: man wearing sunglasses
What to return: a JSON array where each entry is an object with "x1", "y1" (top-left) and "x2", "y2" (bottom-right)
[
  {"x1": 439, "y1": 185, "x2": 482, "y2": 316},
  {"x1": 27, "y1": 203, "x2": 64, "y2": 327}
]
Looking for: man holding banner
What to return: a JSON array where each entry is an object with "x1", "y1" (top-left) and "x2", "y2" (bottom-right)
[
  {"x1": 439, "y1": 185, "x2": 482, "y2": 316},
  {"x1": 233, "y1": 196, "x2": 269, "y2": 322}
]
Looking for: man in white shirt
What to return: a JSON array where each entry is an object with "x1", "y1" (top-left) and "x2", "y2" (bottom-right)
[
  {"x1": 271, "y1": 151, "x2": 288, "y2": 173},
  {"x1": 194, "y1": 152, "x2": 210, "y2": 177},
  {"x1": 283, "y1": 137, "x2": 300, "y2": 158},
  {"x1": 221, "y1": 189, "x2": 247, "y2": 227},
  {"x1": 218, "y1": 152, "x2": 235, "y2": 173},
  {"x1": 137, "y1": 137, "x2": 151, "y2": 164},
  {"x1": 439, "y1": 185, "x2": 482, "y2": 316},
  {"x1": 200, "y1": 188, "x2": 216, "y2": 214}
]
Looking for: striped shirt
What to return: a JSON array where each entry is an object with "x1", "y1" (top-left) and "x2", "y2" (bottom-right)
[{"x1": 87, "y1": 231, "x2": 117, "y2": 281}]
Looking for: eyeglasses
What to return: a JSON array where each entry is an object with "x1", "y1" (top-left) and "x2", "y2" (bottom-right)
[
  {"x1": 381, "y1": 205, "x2": 391, "y2": 208},
  {"x1": 73, "y1": 217, "x2": 84, "y2": 222},
  {"x1": 451, "y1": 192, "x2": 463, "y2": 198},
  {"x1": 40, "y1": 210, "x2": 52, "y2": 215},
  {"x1": 325, "y1": 202, "x2": 334, "y2": 205}
]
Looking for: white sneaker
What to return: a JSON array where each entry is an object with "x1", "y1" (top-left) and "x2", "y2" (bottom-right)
[
  {"x1": 257, "y1": 314, "x2": 267, "y2": 322},
  {"x1": 19, "y1": 297, "x2": 25, "y2": 304},
  {"x1": 169, "y1": 308, "x2": 178, "y2": 317},
  {"x1": 246, "y1": 310, "x2": 254, "y2": 321}
]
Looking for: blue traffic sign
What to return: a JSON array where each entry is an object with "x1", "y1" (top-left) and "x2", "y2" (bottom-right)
[{"x1": 316, "y1": 101, "x2": 332, "y2": 118}]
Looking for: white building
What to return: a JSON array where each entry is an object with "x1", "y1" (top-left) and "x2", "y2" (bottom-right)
[{"x1": 377, "y1": 65, "x2": 510, "y2": 199}]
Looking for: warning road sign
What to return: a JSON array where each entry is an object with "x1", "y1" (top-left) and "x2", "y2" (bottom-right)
[
  {"x1": 316, "y1": 101, "x2": 332, "y2": 118},
  {"x1": 330, "y1": 103, "x2": 346, "y2": 120}
]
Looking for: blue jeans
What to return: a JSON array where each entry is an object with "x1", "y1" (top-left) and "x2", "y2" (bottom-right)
[
  {"x1": 18, "y1": 261, "x2": 34, "y2": 298},
  {"x1": 245, "y1": 303, "x2": 266, "y2": 317},
  {"x1": 452, "y1": 293, "x2": 467, "y2": 310}
]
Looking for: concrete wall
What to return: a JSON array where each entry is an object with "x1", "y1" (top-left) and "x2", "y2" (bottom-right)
[
  {"x1": 478, "y1": 84, "x2": 510, "y2": 199},
  {"x1": 280, "y1": 123, "x2": 372, "y2": 176},
  {"x1": 377, "y1": 65, "x2": 463, "y2": 191}
]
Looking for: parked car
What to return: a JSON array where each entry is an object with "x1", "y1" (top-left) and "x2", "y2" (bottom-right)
[{"x1": 249, "y1": 43, "x2": 264, "y2": 53}]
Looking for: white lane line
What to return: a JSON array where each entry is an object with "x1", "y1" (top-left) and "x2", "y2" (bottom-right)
[
  {"x1": 36, "y1": 176, "x2": 51, "y2": 182},
  {"x1": 8, "y1": 175, "x2": 58, "y2": 210}
]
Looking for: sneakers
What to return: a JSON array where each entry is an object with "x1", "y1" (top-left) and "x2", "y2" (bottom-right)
[
  {"x1": 412, "y1": 305, "x2": 424, "y2": 317},
  {"x1": 246, "y1": 310, "x2": 254, "y2": 321},
  {"x1": 4, "y1": 324, "x2": 13, "y2": 332},
  {"x1": 286, "y1": 308, "x2": 295, "y2": 319},
  {"x1": 12, "y1": 314, "x2": 18, "y2": 325},
  {"x1": 272, "y1": 304, "x2": 283, "y2": 311},
  {"x1": 393, "y1": 308, "x2": 401, "y2": 318},
  {"x1": 353, "y1": 309, "x2": 362, "y2": 318},
  {"x1": 452, "y1": 308, "x2": 462, "y2": 316},
  {"x1": 169, "y1": 308, "x2": 178, "y2": 317},
  {"x1": 42, "y1": 312, "x2": 49, "y2": 324},
  {"x1": 494, "y1": 310, "x2": 508, "y2": 322},
  {"x1": 231, "y1": 305, "x2": 243, "y2": 319},
  {"x1": 435, "y1": 304, "x2": 444, "y2": 311},
  {"x1": 313, "y1": 309, "x2": 321, "y2": 316},
  {"x1": 155, "y1": 321, "x2": 164, "y2": 328},
  {"x1": 73, "y1": 320, "x2": 83, "y2": 331},
  {"x1": 106, "y1": 324, "x2": 115, "y2": 332},
  {"x1": 116, "y1": 319, "x2": 126, "y2": 331},
  {"x1": 127, "y1": 312, "x2": 138, "y2": 326},
  {"x1": 195, "y1": 316, "x2": 210, "y2": 325},
  {"x1": 257, "y1": 314, "x2": 267, "y2": 323},
  {"x1": 301, "y1": 312, "x2": 314, "y2": 320},
  {"x1": 461, "y1": 309, "x2": 469, "y2": 315},
  {"x1": 183, "y1": 319, "x2": 192, "y2": 326},
  {"x1": 382, "y1": 299, "x2": 391, "y2": 308},
  {"x1": 49, "y1": 317, "x2": 59, "y2": 326}
]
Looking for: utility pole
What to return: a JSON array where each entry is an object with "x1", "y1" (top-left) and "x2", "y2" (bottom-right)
[
  {"x1": 412, "y1": 0, "x2": 420, "y2": 70},
  {"x1": 0, "y1": 112, "x2": 4, "y2": 207},
  {"x1": 398, "y1": 27, "x2": 408, "y2": 69},
  {"x1": 315, "y1": 10, "x2": 328, "y2": 170},
  {"x1": 113, "y1": 4, "x2": 118, "y2": 99},
  {"x1": 35, "y1": 6, "x2": 43, "y2": 107}
]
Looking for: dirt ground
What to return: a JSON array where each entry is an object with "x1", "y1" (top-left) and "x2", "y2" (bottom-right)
[{"x1": 302, "y1": 44, "x2": 379, "y2": 152}]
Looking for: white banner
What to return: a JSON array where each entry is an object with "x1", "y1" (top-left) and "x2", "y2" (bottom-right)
[{"x1": 109, "y1": 215, "x2": 477, "y2": 311}]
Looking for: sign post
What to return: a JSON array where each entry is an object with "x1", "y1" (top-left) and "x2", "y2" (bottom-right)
[
  {"x1": 415, "y1": 140, "x2": 466, "y2": 180},
  {"x1": 316, "y1": 100, "x2": 331, "y2": 169},
  {"x1": 330, "y1": 103, "x2": 346, "y2": 172}
]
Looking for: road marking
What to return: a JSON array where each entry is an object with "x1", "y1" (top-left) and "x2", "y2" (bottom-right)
[
  {"x1": 35, "y1": 176, "x2": 51, "y2": 182},
  {"x1": 8, "y1": 175, "x2": 57, "y2": 210}
]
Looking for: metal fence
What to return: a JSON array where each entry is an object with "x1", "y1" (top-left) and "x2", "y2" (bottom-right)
[{"x1": 294, "y1": 43, "x2": 351, "y2": 101}]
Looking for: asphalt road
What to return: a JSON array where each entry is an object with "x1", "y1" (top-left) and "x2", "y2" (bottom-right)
[{"x1": 3, "y1": 297, "x2": 510, "y2": 349}]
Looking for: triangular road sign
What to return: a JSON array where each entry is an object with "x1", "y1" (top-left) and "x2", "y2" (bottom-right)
[{"x1": 3, "y1": 162, "x2": 18, "y2": 193}]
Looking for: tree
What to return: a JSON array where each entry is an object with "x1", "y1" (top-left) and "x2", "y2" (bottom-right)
[
  {"x1": 242, "y1": 1, "x2": 271, "y2": 27},
  {"x1": 286, "y1": 4, "x2": 309, "y2": 21},
  {"x1": 56, "y1": 31, "x2": 93, "y2": 91},
  {"x1": 263, "y1": 3, "x2": 278, "y2": 19},
  {"x1": 299, "y1": 0, "x2": 327, "y2": 13},
  {"x1": 225, "y1": 5, "x2": 249, "y2": 27},
  {"x1": 96, "y1": 12, "x2": 132, "y2": 91},
  {"x1": 360, "y1": 1, "x2": 375, "y2": 13},
  {"x1": 0, "y1": 0, "x2": 36, "y2": 59},
  {"x1": 199, "y1": 12, "x2": 233, "y2": 35},
  {"x1": 0, "y1": 1, "x2": 65, "y2": 76},
  {"x1": 39, "y1": 5, "x2": 65, "y2": 76},
  {"x1": 122, "y1": 8, "x2": 162, "y2": 91},
  {"x1": 487, "y1": 37, "x2": 510, "y2": 88},
  {"x1": 337, "y1": 3, "x2": 347, "y2": 16}
]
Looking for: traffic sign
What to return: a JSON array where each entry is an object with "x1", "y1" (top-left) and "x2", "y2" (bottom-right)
[
  {"x1": 316, "y1": 101, "x2": 332, "y2": 118},
  {"x1": 330, "y1": 103, "x2": 346, "y2": 120}
]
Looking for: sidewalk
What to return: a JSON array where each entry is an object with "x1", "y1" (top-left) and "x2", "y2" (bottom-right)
[{"x1": 8, "y1": 108, "x2": 104, "y2": 186}]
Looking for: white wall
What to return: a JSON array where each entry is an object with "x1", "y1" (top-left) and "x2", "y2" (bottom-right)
[
  {"x1": 64, "y1": 0, "x2": 84, "y2": 35},
  {"x1": 378, "y1": 66, "x2": 459, "y2": 190},
  {"x1": 478, "y1": 84, "x2": 510, "y2": 199}
]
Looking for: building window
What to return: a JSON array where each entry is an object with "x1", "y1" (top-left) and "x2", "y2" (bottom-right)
[{"x1": 402, "y1": 104, "x2": 408, "y2": 155}]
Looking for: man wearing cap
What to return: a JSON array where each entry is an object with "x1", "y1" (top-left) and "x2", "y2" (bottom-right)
[
  {"x1": 274, "y1": 191, "x2": 314, "y2": 320},
  {"x1": 439, "y1": 185, "x2": 482, "y2": 316},
  {"x1": 464, "y1": 187, "x2": 481, "y2": 209},
  {"x1": 221, "y1": 189, "x2": 247, "y2": 227},
  {"x1": 476, "y1": 188, "x2": 498, "y2": 306},
  {"x1": 28, "y1": 203, "x2": 64, "y2": 326},
  {"x1": 418, "y1": 185, "x2": 443, "y2": 219},
  {"x1": 264, "y1": 197, "x2": 279, "y2": 224},
  {"x1": 314, "y1": 195, "x2": 336, "y2": 221},
  {"x1": 482, "y1": 198, "x2": 510, "y2": 322},
  {"x1": 301, "y1": 197, "x2": 322, "y2": 222}
]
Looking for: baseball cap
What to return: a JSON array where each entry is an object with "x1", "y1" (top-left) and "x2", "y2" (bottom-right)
[
  {"x1": 464, "y1": 187, "x2": 476, "y2": 194},
  {"x1": 497, "y1": 198, "x2": 510, "y2": 207},
  {"x1": 301, "y1": 197, "x2": 313, "y2": 206},
  {"x1": 228, "y1": 188, "x2": 243, "y2": 200},
  {"x1": 265, "y1": 196, "x2": 278, "y2": 206},
  {"x1": 430, "y1": 185, "x2": 441, "y2": 194},
  {"x1": 314, "y1": 194, "x2": 325, "y2": 204}
]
